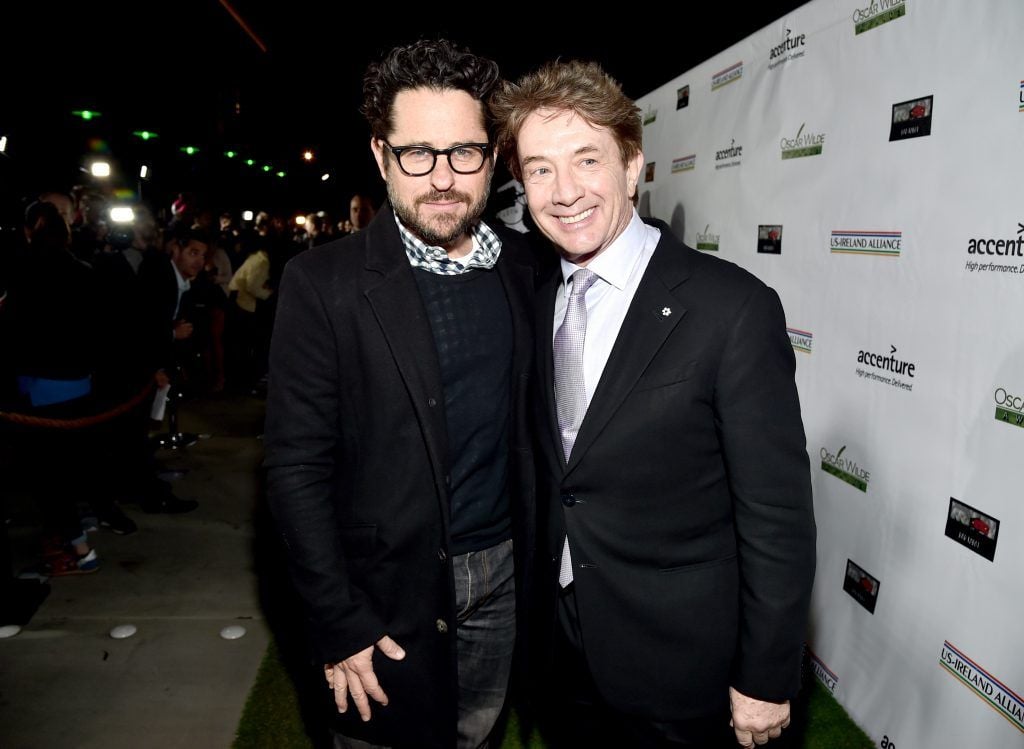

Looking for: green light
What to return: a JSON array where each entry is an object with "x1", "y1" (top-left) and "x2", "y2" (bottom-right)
[
  {"x1": 262, "y1": 164, "x2": 271, "y2": 172},
  {"x1": 179, "y1": 146, "x2": 199, "y2": 155},
  {"x1": 133, "y1": 130, "x2": 159, "y2": 141},
  {"x1": 225, "y1": 150, "x2": 237, "y2": 158},
  {"x1": 276, "y1": 171, "x2": 287, "y2": 178},
  {"x1": 72, "y1": 110, "x2": 101, "y2": 121},
  {"x1": 245, "y1": 159, "x2": 255, "y2": 167}
]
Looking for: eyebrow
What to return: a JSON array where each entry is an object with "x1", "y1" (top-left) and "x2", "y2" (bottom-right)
[{"x1": 521, "y1": 145, "x2": 601, "y2": 166}]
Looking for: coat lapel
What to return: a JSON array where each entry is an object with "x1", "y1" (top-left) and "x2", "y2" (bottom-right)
[
  {"x1": 565, "y1": 229, "x2": 692, "y2": 476},
  {"x1": 362, "y1": 207, "x2": 449, "y2": 490}
]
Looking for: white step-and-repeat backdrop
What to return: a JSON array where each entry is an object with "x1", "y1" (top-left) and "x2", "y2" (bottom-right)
[{"x1": 634, "y1": 1, "x2": 1023, "y2": 747}]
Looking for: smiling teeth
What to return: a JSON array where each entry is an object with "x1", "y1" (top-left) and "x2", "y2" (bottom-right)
[{"x1": 559, "y1": 208, "x2": 594, "y2": 224}]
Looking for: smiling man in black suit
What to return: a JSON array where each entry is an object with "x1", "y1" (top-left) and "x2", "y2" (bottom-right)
[{"x1": 492, "y1": 61, "x2": 816, "y2": 749}]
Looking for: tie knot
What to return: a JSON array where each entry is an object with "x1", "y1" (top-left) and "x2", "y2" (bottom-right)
[{"x1": 569, "y1": 268, "x2": 598, "y2": 299}]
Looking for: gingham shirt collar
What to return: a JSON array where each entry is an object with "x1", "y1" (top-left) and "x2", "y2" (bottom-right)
[{"x1": 394, "y1": 212, "x2": 502, "y2": 275}]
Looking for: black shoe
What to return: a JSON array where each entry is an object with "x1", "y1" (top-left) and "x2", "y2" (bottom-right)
[
  {"x1": 98, "y1": 505, "x2": 138, "y2": 535},
  {"x1": 140, "y1": 495, "x2": 199, "y2": 514}
]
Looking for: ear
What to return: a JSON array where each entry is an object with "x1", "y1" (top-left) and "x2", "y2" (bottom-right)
[
  {"x1": 626, "y1": 149, "x2": 645, "y2": 199},
  {"x1": 370, "y1": 137, "x2": 388, "y2": 181}
]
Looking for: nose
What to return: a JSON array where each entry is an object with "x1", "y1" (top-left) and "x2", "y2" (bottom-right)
[
  {"x1": 551, "y1": 168, "x2": 583, "y2": 206},
  {"x1": 430, "y1": 157, "x2": 456, "y2": 191}
]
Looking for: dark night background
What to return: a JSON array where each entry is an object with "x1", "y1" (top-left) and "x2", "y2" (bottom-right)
[{"x1": 3, "y1": 0, "x2": 807, "y2": 223}]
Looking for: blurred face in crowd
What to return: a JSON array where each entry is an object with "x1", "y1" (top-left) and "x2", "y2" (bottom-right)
[
  {"x1": 516, "y1": 108, "x2": 642, "y2": 266},
  {"x1": 172, "y1": 238, "x2": 209, "y2": 280},
  {"x1": 371, "y1": 87, "x2": 494, "y2": 257},
  {"x1": 349, "y1": 195, "x2": 374, "y2": 230}
]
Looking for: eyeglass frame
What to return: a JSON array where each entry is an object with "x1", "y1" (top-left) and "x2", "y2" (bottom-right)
[{"x1": 381, "y1": 141, "x2": 492, "y2": 177}]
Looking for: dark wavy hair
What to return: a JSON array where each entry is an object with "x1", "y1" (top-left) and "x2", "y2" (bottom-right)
[{"x1": 361, "y1": 39, "x2": 501, "y2": 141}]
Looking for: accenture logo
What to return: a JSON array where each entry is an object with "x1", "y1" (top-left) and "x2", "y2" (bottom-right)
[
  {"x1": 768, "y1": 27, "x2": 806, "y2": 70},
  {"x1": 715, "y1": 139, "x2": 743, "y2": 170}
]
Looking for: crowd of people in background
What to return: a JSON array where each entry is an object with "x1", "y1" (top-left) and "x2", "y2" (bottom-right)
[{"x1": 0, "y1": 185, "x2": 377, "y2": 581}]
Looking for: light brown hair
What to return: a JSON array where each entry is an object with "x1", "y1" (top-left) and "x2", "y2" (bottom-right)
[{"x1": 490, "y1": 60, "x2": 642, "y2": 181}]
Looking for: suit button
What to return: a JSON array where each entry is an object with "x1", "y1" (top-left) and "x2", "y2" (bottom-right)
[
  {"x1": 436, "y1": 618, "x2": 448, "y2": 634},
  {"x1": 444, "y1": 473, "x2": 452, "y2": 487},
  {"x1": 427, "y1": 397, "x2": 437, "y2": 407},
  {"x1": 438, "y1": 548, "x2": 447, "y2": 562},
  {"x1": 561, "y1": 492, "x2": 576, "y2": 507}
]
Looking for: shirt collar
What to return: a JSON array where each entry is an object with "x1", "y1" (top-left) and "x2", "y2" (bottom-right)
[
  {"x1": 394, "y1": 212, "x2": 502, "y2": 275},
  {"x1": 559, "y1": 209, "x2": 648, "y2": 291},
  {"x1": 171, "y1": 260, "x2": 190, "y2": 292}
]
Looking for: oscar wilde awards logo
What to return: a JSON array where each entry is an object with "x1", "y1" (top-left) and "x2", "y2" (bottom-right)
[
  {"x1": 843, "y1": 559, "x2": 880, "y2": 614},
  {"x1": 940, "y1": 641, "x2": 1024, "y2": 733},
  {"x1": 855, "y1": 344, "x2": 916, "y2": 392},
  {"x1": 993, "y1": 385, "x2": 1024, "y2": 428},
  {"x1": 711, "y1": 61, "x2": 743, "y2": 91},
  {"x1": 787, "y1": 328, "x2": 812, "y2": 354},
  {"x1": 944, "y1": 497, "x2": 1000, "y2": 561},
  {"x1": 696, "y1": 224, "x2": 719, "y2": 252},
  {"x1": 807, "y1": 648, "x2": 838, "y2": 695},
  {"x1": 852, "y1": 0, "x2": 906, "y2": 35},
  {"x1": 820, "y1": 444, "x2": 869, "y2": 492},
  {"x1": 643, "y1": 106, "x2": 657, "y2": 126},
  {"x1": 780, "y1": 123, "x2": 825, "y2": 159},
  {"x1": 964, "y1": 223, "x2": 1024, "y2": 276}
]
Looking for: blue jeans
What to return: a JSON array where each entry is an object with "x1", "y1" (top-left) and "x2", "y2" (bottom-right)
[{"x1": 334, "y1": 538, "x2": 516, "y2": 749}]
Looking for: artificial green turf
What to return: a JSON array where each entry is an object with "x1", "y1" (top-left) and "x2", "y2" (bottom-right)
[{"x1": 235, "y1": 644, "x2": 873, "y2": 749}]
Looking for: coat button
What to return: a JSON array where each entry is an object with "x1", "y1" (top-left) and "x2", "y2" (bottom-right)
[
  {"x1": 438, "y1": 548, "x2": 447, "y2": 562},
  {"x1": 561, "y1": 492, "x2": 576, "y2": 507},
  {"x1": 444, "y1": 473, "x2": 452, "y2": 487},
  {"x1": 436, "y1": 618, "x2": 448, "y2": 634},
  {"x1": 427, "y1": 397, "x2": 437, "y2": 407}
]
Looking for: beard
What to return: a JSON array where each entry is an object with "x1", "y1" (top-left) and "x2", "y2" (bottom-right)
[{"x1": 386, "y1": 171, "x2": 492, "y2": 250}]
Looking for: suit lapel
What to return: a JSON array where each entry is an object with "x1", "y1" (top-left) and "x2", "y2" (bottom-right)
[{"x1": 565, "y1": 232, "x2": 692, "y2": 475}]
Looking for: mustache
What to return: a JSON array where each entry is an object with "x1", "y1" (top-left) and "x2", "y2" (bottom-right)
[{"x1": 417, "y1": 190, "x2": 471, "y2": 204}]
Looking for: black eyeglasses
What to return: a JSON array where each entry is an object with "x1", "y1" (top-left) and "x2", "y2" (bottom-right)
[{"x1": 383, "y1": 142, "x2": 491, "y2": 176}]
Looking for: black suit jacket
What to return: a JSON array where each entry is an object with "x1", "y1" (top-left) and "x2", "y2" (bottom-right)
[
  {"x1": 137, "y1": 253, "x2": 196, "y2": 375},
  {"x1": 534, "y1": 219, "x2": 816, "y2": 721},
  {"x1": 263, "y1": 206, "x2": 535, "y2": 748}
]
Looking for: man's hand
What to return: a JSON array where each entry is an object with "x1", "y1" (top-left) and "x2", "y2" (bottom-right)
[
  {"x1": 729, "y1": 686, "x2": 790, "y2": 747},
  {"x1": 172, "y1": 320, "x2": 193, "y2": 340},
  {"x1": 154, "y1": 369, "x2": 170, "y2": 389},
  {"x1": 323, "y1": 635, "x2": 406, "y2": 721}
]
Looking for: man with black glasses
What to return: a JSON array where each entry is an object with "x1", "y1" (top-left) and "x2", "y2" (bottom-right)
[{"x1": 263, "y1": 40, "x2": 535, "y2": 749}]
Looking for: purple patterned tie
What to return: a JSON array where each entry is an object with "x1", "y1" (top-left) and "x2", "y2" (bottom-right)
[{"x1": 553, "y1": 268, "x2": 598, "y2": 587}]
